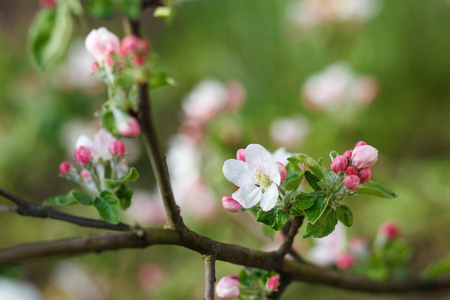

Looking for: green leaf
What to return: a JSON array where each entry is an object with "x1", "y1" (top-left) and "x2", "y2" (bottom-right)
[
  {"x1": 114, "y1": 74, "x2": 135, "y2": 88},
  {"x1": 115, "y1": 184, "x2": 133, "y2": 210},
  {"x1": 238, "y1": 269, "x2": 253, "y2": 287},
  {"x1": 303, "y1": 207, "x2": 338, "y2": 238},
  {"x1": 336, "y1": 204, "x2": 353, "y2": 227},
  {"x1": 105, "y1": 167, "x2": 140, "y2": 189},
  {"x1": 94, "y1": 191, "x2": 121, "y2": 224},
  {"x1": 289, "y1": 208, "x2": 304, "y2": 216},
  {"x1": 284, "y1": 173, "x2": 303, "y2": 191},
  {"x1": 28, "y1": 4, "x2": 73, "y2": 71},
  {"x1": 153, "y1": 6, "x2": 172, "y2": 18},
  {"x1": 102, "y1": 112, "x2": 120, "y2": 136},
  {"x1": 119, "y1": 0, "x2": 142, "y2": 20},
  {"x1": 149, "y1": 72, "x2": 177, "y2": 90},
  {"x1": 289, "y1": 153, "x2": 324, "y2": 179},
  {"x1": 293, "y1": 193, "x2": 316, "y2": 210},
  {"x1": 304, "y1": 171, "x2": 320, "y2": 191},
  {"x1": 43, "y1": 190, "x2": 77, "y2": 206},
  {"x1": 356, "y1": 181, "x2": 398, "y2": 199},
  {"x1": 72, "y1": 191, "x2": 94, "y2": 206},
  {"x1": 256, "y1": 209, "x2": 290, "y2": 231},
  {"x1": 422, "y1": 255, "x2": 450, "y2": 279},
  {"x1": 86, "y1": 0, "x2": 115, "y2": 18},
  {"x1": 304, "y1": 197, "x2": 328, "y2": 224}
]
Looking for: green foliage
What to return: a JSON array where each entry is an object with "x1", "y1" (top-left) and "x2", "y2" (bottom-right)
[
  {"x1": 43, "y1": 190, "x2": 78, "y2": 206},
  {"x1": 115, "y1": 184, "x2": 133, "y2": 210},
  {"x1": 304, "y1": 171, "x2": 320, "y2": 191},
  {"x1": 303, "y1": 207, "x2": 338, "y2": 238},
  {"x1": 28, "y1": 4, "x2": 73, "y2": 71},
  {"x1": 304, "y1": 197, "x2": 328, "y2": 224},
  {"x1": 422, "y1": 254, "x2": 450, "y2": 279},
  {"x1": 86, "y1": 0, "x2": 115, "y2": 18},
  {"x1": 289, "y1": 153, "x2": 324, "y2": 180},
  {"x1": 72, "y1": 191, "x2": 94, "y2": 206},
  {"x1": 94, "y1": 191, "x2": 121, "y2": 224},
  {"x1": 118, "y1": 0, "x2": 142, "y2": 20},
  {"x1": 293, "y1": 193, "x2": 316, "y2": 210},
  {"x1": 356, "y1": 181, "x2": 398, "y2": 199},
  {"x1": 105, "y1": 167, "x2": 140, "y2": 189},
  {"x1": 149, "y1": 72, "x2": 178, "y2": 90},
  {"x1": 256, "y1": 208, "x2": 289, "y2": 231},
  {"x1": 336, "y1": 204, "x2": 353, "y2": 227}
]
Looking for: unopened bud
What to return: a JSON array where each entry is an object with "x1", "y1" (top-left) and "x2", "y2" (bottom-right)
[
  {"x1": 222, "y1": 196, "x2": 242, "y2": 213},
  {"x1": 236, "y1": 148, "x2": 246, "y2": 162},
  {"x1": 354, "y1": 141, "x2": 367, "y2": 148},
  {"x1": 215, "y1": 275, "x2": 240, "y2": 299},
  {"x1": 343, "y1": 150, "x2": 352, "y2": 159},
  {"x1": 336, "y1": 253, "x2": 356, "y2": 270},
  {"x1": 80, "y1": 169, "x2": 91, "y2": 179},
  {"x1": 109, "y1": 140, "x2": 126, "y2": 157},
  {"x1": 351, "y1": 145, "x2": 378, "y2": 169},
  {"x1": 91, "y1": 61, "x2": 100, "y2": 73},
  {"x1": 59, "y1": 161, "x2": 71, "y2": 175},
  {"x1": 343, "y1": 175, "x2": 360, "y2": 190},
  {"x1": 75, "y1": 146, "x2": 91, "y2": 165},
  {"x1": 114, "y1": 110, "x2": 141, "y2": 138},
  {"x1": 358, "y1": 167, "x2": 371, "y2": 183},
  {"x1": 132, "y1": 56, "x2": 145, "y2": 66},
  {"x1": 39, "y1": 0, "x2": 56, "y2": 8},
  {"x1": 380, "y1": 221, "x2": 400, "y2": 240},
  {"x1": 345, "y1": 166, "x2": 358, "y2": 176},
  {"x1": 277, "y1": 161, "x2": 287, "y2": 182},
  {"x1": 266, "y1": 275, "x2": 280, "y2": 291},
  {"x1": 331, "y1": 155, "x2": 348, "y2": 173}
]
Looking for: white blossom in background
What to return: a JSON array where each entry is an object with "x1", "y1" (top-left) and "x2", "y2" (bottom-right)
[
  {"x1": 302, "y1": 62, "x2": 378, "y2": 112},
  {"x1": 272, "y1": 148, "x2": 293, "y2": 166},
  {"x1": 124, "y1": 191, "x2": 167, "y2": 226},
  {"x1": 287, "y1": 0, "x2": 380, "y2": 30},
  {"x1": 0, "y1": 278, "x2": 42, "y2": 300},
  {"x1": 307, "y1": 222, "x2": 347, "y2": 266},
  {"x1": 270, "y1": 116, "x2": 310, "y2": 150}
]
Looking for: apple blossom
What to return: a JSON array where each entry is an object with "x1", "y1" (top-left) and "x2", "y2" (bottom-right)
[
  {"x1": 75, "y1": 129, "x2": 117, "y2": 163},
  {"x1": 80, "y1": 169, "x2": 91, "y2": 179},
  {"x1": 113, "y1": 110, "x2": 141, "y2": 137},
  {"x1": 345, "y1": 166, "x2": 358, "y2": 176},
  {"x1": 266, "y1": 275, "x2": 280, "y2": 291},
  {"x1": 215, "y1": 275, "x2": 240, "y2": 299},
  {"x1": 343, "y1": 175, "x2": 360, "y2": 190},
  {"x1": 277, "y1": 161, "x2": 287, "y2": 182},
  {"x1": 351, "y1": 145, "x2": 378, "y2": 169},
  {"x1": 307, "y1": 223, "x2": 347, "y2": 266},
  {"x1": 222, "y1": 196, "x2": 243, "y2": 213},
  {"x1": 336, "y1": 253, "x2": 356, "y2": 270},
  {"x1": 85, "y1": 27, "x2": 120, "y2": 63},
  {"x1": 380, "y1": 221, "x2": 400, "y2": 240},
  {"x1": 343, "y1": 150, "x2": 353, "y2": 159},
  {"x1": 236, "y1": 148, "x2": 246, "y2": 162},
  {"x1": 354, "y1": 141, "x2": 367, "y2": 148},
  {"x1": 75, "y1": 146, "x2": 91, "y2": 165},
  {"x1": 358, "y1": 167, "x2": 371, "y2": 183},
  {"x1": 59, "y1": 161, "x2": 71, "y2": 175},
  {"x1": 331, "y1": 155, "x2": 348, "y2": 173},
  {"x1": 109, "y1": 140, "x2": 126, "y2": 157},
  {"x1": 223, "y1": 144, "x2": 281, "y2": 211}
]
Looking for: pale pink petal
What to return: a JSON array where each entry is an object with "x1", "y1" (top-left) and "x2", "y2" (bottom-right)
[
  {"x1": 245, "y1": 144, "x2": 273, "y2": 171},
  {"x1": 232, "y1": 184, "x2": 261, "y2": 209},
  {"x1": 259, "y1": 183, "x2": 279, "y2": 211},
  {"x1": 93, "y1": 128, "x2": 116, "y2": 161},
  {"x1": 223, "y1": 159, "x2": 253, "y2": 187}
]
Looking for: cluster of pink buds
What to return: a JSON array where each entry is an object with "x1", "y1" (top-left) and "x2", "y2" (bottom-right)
[
  {"x1": 120, "y1": 34, "x2": 151, "y2": 66},
  {"x1": 331, "y1": 141, "x2": 378, "y2": 190}
]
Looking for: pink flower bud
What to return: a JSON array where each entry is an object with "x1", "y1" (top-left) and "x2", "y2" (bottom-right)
[
  {"x1": 80, "y1": 169, "x2": 91, "y2": 179},
  {"x1": 351, "y1": 145, "x2": 378, "y2": 169},
  {"x1": 277, "y1": 161, "x2": 287, "y2": 182},
  {"x1": 59, "y1": 161, "x2": 71, "y2": 175},
  {"x1": 75, "y1": 146, "x2": 91, "y2": 165},
  {"x1": 216, "y1": 275, "x2": 240, "y2": 299},
  {"x1": 343, "y1": 175, "x2": 360, "y2": 190},
  {"x1": 91, "y1": 61, "x2": 100, "y2": 73},
  {"x1": 336, "y1": 253, "x2": 356, "y2": 270},
  {"x1": 121, "y1": 35, "x2": 151, "y2": 56},
  {"x1": 331, "y1": 155, "x2": 348, "y2": 173},
  {"x1": 132, "y1": 56, "x2": 145, "y2": 66},
  {"x1": 358, "y1": 167, "x2": 371, "y2": 183},
  {"x1": 222, "y1": 196, "x2": 242, "y2": 213},
  {"x1": 380, "y1": 221, "x2": 400, "y2": 240},
  {"x1": 345, "y1": 166, "x2": 358, "y2": 176},
  {"x1": 354, "y1": 141, "x2": 367, "y2": 148},
  {"x1": 114, "y1": 110, "x2": 141, "y2": 138},
  {"x1": 105, "y1": 55, "x2": 115, "y2": 67},
  {"x1": 39, "y1": 0, "x2": 56, "y2": 8},
  {"x1": 236, "y1": 148, "x2": 246, "y2": 162},
  {"x1": 266, "y1": 275, "x2": 280, "y2": 291},
  {"x1": 109, "y1": 140, "x2": 126, "y2": 157},
  {"x1": 343, "y1": 150, "x2": 352, "y2": 159},
  {"x1": 85, "y1": 27, "x2": 120, "y2": 63},
  {"x1": 138, "y1": 39, "x2": 151, "y2": 55}
]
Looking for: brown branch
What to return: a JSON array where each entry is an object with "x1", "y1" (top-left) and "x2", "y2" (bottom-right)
[
  {"x1": 0, "y1": 187, "x2": 132, "y2": 231},
  {"x1": 203, "y1": 254, "x2": 216, "y2": 300},
  {"x1": 276, "y1": 216, "x2": 304, "y2": 260},
  {"x1": 1, "y1": 228, "x2": 449, "y2": 294}
]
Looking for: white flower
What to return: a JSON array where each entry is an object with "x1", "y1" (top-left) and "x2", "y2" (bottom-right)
[
  {"x1": 272, "y1": 147, "x2": 293, "y2": 166},
  {"x1": 223, "y1": 144, "x2": 281, "y2": 211},
  {"x1": 0, "y1": 278, "x2": 41, "y2": 300},
  {"x1": 75, "y1": 128, "x2": 116, "y2": 163},
  {"x1": 270, "y1": 116, "x2": 310, "y2": 149}
]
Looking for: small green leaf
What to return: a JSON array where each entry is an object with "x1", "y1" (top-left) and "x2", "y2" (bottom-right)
[
  {"x1": 256, "y1": 209, "x2": 289, "y2": 231},
  {"x1": 149, "y1": 72, "x2": 177, "y2": 90},
  {"x1": 284, "y1": 173, "x2": 303, "y2": 191},
  {"x1": 238, "y1": 269, "x2": 253, "y2": 287},
  {"x1": 153, "y1": 6, "x2": 172, "y2": 18},
  {"x1": 105, "y1": 167, "x2": 140, "y2": 189},
  {"x1": 289, "y1": 153, "x2": 324, "y2": 179},
  {"x1": 28, "y1": 4, "x2": 73, "y2": 71},
  {"x1": 43, "y1": 191, "x2": 77, "y2": 206},
  {"x1": 304, "y1": 197, "x2": 328, "y2": 224},
  {"x1": 356, "y1": 181, "x2": 398, "y2": 199},
  {"x1": 293, "y1": 194, "x2": 316, "y2": 210},
  {"x1": 101, "y1": 112, "x2": 119, "y2": 136},
  {"x1": 94, "y1": 191, "x2": 121, "y2": 224},
  {"x1": 114, "y1": 74, "x2": 135, "y2": 88},
  {"x1": 72, "y1": 191, "x2": 94, "y2": 206},
  {"x1": 289, "y1": 208, "x2": 304, "y2": 216},
  {"x1": 86, "y1": 0, "x2": 115, "y2": 18},
  {"x1": 115, "y1": 184, "x2": 133, "y2": 210},
  {"x1": 336, "y1": 204, "x2": 353, "y2": 227},
  {"x1": 303, "y1": 207, "x2": 338, "y2": 238},
  {"x1": 422, "y1": 255, "x2": 450, "y2": 279},
  {"x1": 304, "y1": 171, "x2": 320, "y2": 191}
]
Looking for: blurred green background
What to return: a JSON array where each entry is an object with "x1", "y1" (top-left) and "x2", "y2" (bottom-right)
[{"x1": 0, "y1": 0, "x2": 450, "y2": 299}]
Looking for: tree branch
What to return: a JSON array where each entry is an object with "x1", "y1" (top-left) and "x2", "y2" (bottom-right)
[
  {"x1": 0, "y1": 187, "x2": 132, "y2": 231},
  {"x1": 276, "y1": 216, "x2": 304, "y2": 260},
  {"x1": 203, "y1": 254, "x2": 216, "y2": 300},
  {"x1": 1, "y1": 228, "x2": 449, "y2": 294}
]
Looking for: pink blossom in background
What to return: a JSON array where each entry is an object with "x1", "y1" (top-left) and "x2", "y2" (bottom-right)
[
  {"x1": 307, "y1": 222, "x2": 347, "y2": 267},
  {"x1": 124, "y1": 191, "x2": 167, "y2": 226},
  {"x1": 85, "y1": 27, "x2": 120, "y2": 64},
  {"x1": 351, "y1": 76, "x2": 378, "y2": 105},
  {"x1": 336, "y1": 253, "x2": 356, "y2": 270},
  {"x1": 349, "y1": 236, "x2": 369, "y2": 259},
  {"x1": 270, "y1": 116, "x2": 310, "y2": 150},
  {"x1": 224, "y1": 81, "x2": 246, "y2": 111},
  {"x1": 380, "y1": 221, "x2": 401, "y2": 240},
  {"x1": 137, "y1": 264, "x2": 165, "y2": 290}
]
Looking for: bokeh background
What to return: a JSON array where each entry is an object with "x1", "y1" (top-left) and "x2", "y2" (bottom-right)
[{"x1": 0, "y1": 0, "x2": 450, "y2": 299}]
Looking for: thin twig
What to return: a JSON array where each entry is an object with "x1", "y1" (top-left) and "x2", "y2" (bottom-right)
[
  {"x1": 203, "y1": 254, "x2": 216, "y2": 300},
  {"x1": 276, "y1": 216, "x2": 304, "y2": 260},
  {"x1": 0, "y1": 187, "x2": 132, "y2": 231}
]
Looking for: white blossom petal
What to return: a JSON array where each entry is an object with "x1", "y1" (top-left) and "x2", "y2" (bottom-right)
[
  {"x1": 246, "y1": 144, "x2": 274, "y2": 171},
  {"x1": 93, "y1": 128, "x2": 116, "y2": 161},
  {"x1": 232, "y1": 184, "x2": 261, "y2": 209},
  {"x1": 259, "y1": 183, "x2": 279, "y2": 211},
  {"x1": 223, "y1": 159, "x2": 253, "y2": 187}
]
